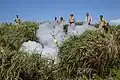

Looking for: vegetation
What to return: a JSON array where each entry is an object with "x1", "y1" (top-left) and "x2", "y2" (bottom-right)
[
  {"x1": 75, "y1": 21, "x2": 83, "y2": 25},
  {"x1": 0, "y1": 21, "x2": 120, "y2": 80},
  {"x1": 58, "y1": 25, "x2": 120, "y2": 79},
  {"x1": 63, "y1": 24, "x2": 69, "y2": 34},
  {"x1": 0, "y1": 48, "x2": 55, "y2": 80},
  {"x1": 0, "y1": 21, "x2": 39, "y2": 51},
  {"x1": 91, "y1": 24, "x2": 99, "y2": 28},
  {"x1": 0, "y1": 22, "x2": 55, "y2": 80}
]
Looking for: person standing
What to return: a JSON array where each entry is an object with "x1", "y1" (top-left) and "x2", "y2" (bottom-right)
[
  {"x1": 14, "y1": 15, "x2": 21, "y2": 25},
  {"x1": 98, "y1": 15, "x2": 108, "y2": 33},
  {"x1": 69, "y1": 13, "x2": 75, "y2": 26},
  {"x1": 85, "y1": 13, "x2": 92, "y2": 25}
]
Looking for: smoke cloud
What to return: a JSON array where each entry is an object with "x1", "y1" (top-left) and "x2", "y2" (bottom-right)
[{"x1": 20, "y1": 22, "x2": 95, "y2": 64}]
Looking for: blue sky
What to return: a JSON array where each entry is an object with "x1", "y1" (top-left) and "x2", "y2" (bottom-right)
[{"x1": 0, "y1": 0, "x2": 120, "y2": 23}]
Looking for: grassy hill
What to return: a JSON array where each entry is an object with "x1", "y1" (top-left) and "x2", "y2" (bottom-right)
[
  {"x1": 0, "y1": 21, "x2": 120, "y2": 80},
  {"x1": 58, "y1": 25, "x2": 120, "y2": 79}
]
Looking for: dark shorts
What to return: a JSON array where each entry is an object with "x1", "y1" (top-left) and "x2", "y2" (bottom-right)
[
  {"x1": 69, "y1": 22, "x2": 74, "y2": 24},
  {"x1": 102, "y1": 26, "x2": 108, "y2": 33},
  {"x1": 88, "y1": 23, "x2": 91, "y2": 25}
]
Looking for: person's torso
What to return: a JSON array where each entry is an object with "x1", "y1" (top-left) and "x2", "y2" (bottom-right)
[
  {"x1": 85, "y1": 16, "x2": 91, "y2": 23},
  {"x1": 69, "y1": 17, "x2": 75, "y2": 22},
  {"x1": 60, "y1": 20, "x2": 64, "y2": 23},
  {"x1": 100, "y1": 19, "x2": 106, "y2": 26},
  {"x1": 15, "y1": 18, "x2": 20, "y2": 23}
]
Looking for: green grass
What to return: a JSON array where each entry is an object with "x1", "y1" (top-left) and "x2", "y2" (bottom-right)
[
  {"x1": 63, "y1": 24, "x2": 69, "y2": 34},
  {"x1": 0, "y1": 21, "x2": 120, "y2": 80},
  {"x1": 0, "y1": 47, "x2": 55, "y2": 80},
  {"x1": 58, "y1": 25, "x2": 120, "y2": 79},
  {"x1": 75, "y1": 21, "x2": 83, "y2": 25},
  {"x1": 0, "y1": 21, "x2": 39, "y2": 51}
]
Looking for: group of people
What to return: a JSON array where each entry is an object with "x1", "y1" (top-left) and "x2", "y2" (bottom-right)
[
  {"x1": 14, "y1": 13, "x2": 108, "y2": 49},
  {"x1": 53, "y1": 13, "x2": 92, "y2": 26},
  {"x1": 53, "y1": 12, "x2": 108, "y2": 33},
  {"x1": 14, "y1": 12, "x2": 108, "y2": 33}
]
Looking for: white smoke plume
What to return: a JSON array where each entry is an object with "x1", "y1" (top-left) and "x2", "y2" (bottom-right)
[{"x1": 20, "y1": 22, "x2": 95, "y2": 64}]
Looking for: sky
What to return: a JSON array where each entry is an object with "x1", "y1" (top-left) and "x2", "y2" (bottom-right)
[{"x1": 0, "y1": 0, "x2": 120, "y2": 23}]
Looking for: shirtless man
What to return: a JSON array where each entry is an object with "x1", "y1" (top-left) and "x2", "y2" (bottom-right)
[{"x1": 69, "y1": 13, "x2": 75, "y2": 26}]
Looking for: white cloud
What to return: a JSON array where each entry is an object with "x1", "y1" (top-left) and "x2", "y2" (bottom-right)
[{"x1": 109, "y1": 19, "x2": 120, "y2": 26}]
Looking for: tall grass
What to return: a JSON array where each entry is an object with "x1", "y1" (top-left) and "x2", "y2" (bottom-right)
[
  {"x1": 0, "y1": 46, "x2": 55, "y2": 80},
  {"x1": 0, "y1": 21, "x2": 120, "y2": 80},
  {"x1": 58, "y1": 25, "x2": 120, "y2": 79},
  {"x1": 0, "y1": 21, "x2": 39, "y2": 50}
]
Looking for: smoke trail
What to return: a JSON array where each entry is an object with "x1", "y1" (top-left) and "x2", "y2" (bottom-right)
[{"x1": 20, "y1": 22, "x2": 95, "y2": 64}]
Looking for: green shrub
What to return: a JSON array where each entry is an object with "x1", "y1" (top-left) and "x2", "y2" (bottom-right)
[
  {"x1": 1, "y1": 21, "x2": 120, "y2": 80},
  {"x1": 75, "y1": 22, "x2": 83, "y2": 25},
  {"x1": 0, "y1": 21, "x2": 39, "y2": 50},
  {"x1": 111, "y1": 69, "x2": 120, "y2": 80},
  {"x1": 0, "y1": 46, "x2": 55, "y2": 80},
  {"x1": 58, "y1": 26, "x2": 120, "y2": 79},
  {"x1": 91, "y1": 24, "x2": 99, "y2": 28},
  {"x1": 63, "y1": 24, "x2": 69, "y2": 34}
]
